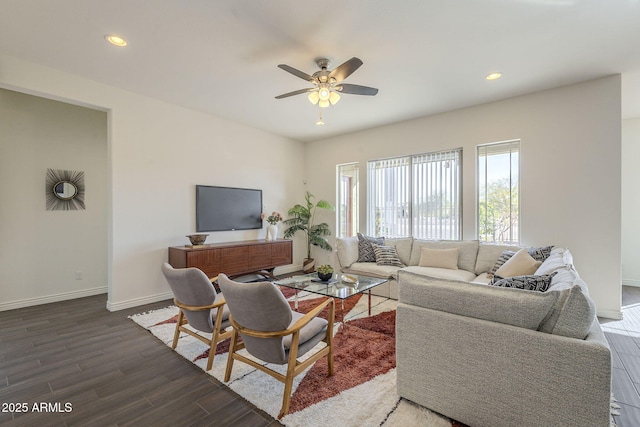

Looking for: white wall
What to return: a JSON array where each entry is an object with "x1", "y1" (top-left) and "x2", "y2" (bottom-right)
[
  {"x1": 623, "y1": 118, "x2": 640, "y2": 287},
  {"x1": 306, "y1": 75, "x2": 622, "y2": 319},
  {"x1": 0, "y1": 88, "x2": 108, "y2": 309},
  {"x1": 0, "y1": 54, "x2": 305, "y2": 311}
]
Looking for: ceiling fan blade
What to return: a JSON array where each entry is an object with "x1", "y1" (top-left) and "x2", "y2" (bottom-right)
[
  {"x1": 329, "y1": 57, "x2": 363, "y2": 82},
  {"x1": 275, "y1": 88, "x2": 314, "y2": 99},
  {"x1": 277, "y1": 64, "x2": 315, "y2": 82},
  {"x1": 335, "y1": 84, "x2": 378, "y2": 96}
]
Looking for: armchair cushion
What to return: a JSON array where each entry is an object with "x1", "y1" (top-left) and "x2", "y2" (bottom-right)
[{"x1": 283, "y1": 311, "x2": 328, "y2": 351}]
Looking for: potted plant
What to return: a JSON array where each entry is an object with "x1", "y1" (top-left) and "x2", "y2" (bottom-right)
[
  {"x1": 282, "y1": 191, "x2": 335, "y2": 273},
  {"x1": 316, "y1": 264, "x2": 334, "y2": 281}
]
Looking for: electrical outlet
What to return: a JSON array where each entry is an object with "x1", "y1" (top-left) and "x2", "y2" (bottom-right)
[{"x1": 75, "y1": 271, "x2": 83, "y2": 280}]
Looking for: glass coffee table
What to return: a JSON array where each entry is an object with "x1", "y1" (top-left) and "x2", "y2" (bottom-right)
[{"x1": 274, "y1": 272, "x2": 387, "y2": 321}]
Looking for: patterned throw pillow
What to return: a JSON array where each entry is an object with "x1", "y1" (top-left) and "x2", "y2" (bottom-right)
[
  {"x1": 488, "y1": 246, "x2": 554, "y2": 277},
  {"x1": 357, "y1": 233, "x2": 385, "y2": 262},
  {"x1": 528, "y1": 246, "x2": 554, "y2": 262},
  {"x1": 491, "y1": 271, "x2": 558, "y2": 292},
  {"x1": 372, "y1": 244, "x2": 404, "y2": 267}
]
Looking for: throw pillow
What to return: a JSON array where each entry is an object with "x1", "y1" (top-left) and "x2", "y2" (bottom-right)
[
  {"x1": 488, "y1": 245, "x2": 554, "y2": 277},
  {"x1": 418, "y1": 247, "x2": 459, "y2": 270},
  {"x1": 492, "y1": 271, "x2": 558, "y2": 292},
  {"x1": 488, "y1": 250, "x2": 516, "y2": 277},
  {"x1": 357, "y1": 233, "x2": 385, "y2": 262},
  {"x1": 372, "y1": 244, "x2": 404, "y2": 267},
  {"x1": 528, "y1": 245, "x2": 554, "y2": 262},
  {"x1": 494, "y1": 248, "x2": 542, "y2": 278}
]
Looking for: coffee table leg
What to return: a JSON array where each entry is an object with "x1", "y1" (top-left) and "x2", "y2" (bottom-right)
[
  {"x1": 368, "y1": 290, "x2": 372, "y2": 316},
  {"x1": 294, "y1": 289, "x2": 299, "y2": 310}
]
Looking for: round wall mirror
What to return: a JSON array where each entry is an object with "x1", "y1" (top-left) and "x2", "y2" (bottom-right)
[
  {"x1": 53, "y1": 181, "x2": 78, "y2": 200},
  {"x1": 46, "y1": 168, "x2": 85, "y2": 210}
]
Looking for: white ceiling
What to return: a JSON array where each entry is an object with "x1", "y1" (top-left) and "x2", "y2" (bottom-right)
[{"x1": 1, "y1": 0, "x2": 640, "y2": 142}]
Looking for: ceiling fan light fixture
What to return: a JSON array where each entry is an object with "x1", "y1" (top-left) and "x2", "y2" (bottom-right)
[
  {"x1": 318, "y1": 99, "x2": 330, "y2": 108},
  {"x1": 308, "y1": 90, "x2": 320, "y2": 105},
  {"x1": 329, "y1": 91, "x2": 341, "y2": 105},
  {"x1": 318, "y1": 85, "x2": 331, "y2": 101}
]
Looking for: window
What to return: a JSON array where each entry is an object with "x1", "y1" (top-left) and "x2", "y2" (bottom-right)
[
  {"x1": 477, "y1": 140, "x2": 520, "y2": 244},
  {"x1": 367, "y1": 149, "x2": 461, "y2": 239},
  {"x1": 336, "y1": 163, "x2": 359, "y2": 238}
]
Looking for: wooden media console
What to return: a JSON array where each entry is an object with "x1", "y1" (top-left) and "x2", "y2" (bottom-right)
[{"x1": 168, "y1": 239, "x2": 293, "y2": 279}]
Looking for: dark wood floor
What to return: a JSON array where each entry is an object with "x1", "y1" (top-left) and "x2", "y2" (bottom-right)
[
  {"x1": 603, "y1": 286, "x2": 640, "y2": 426},
  {"x1": 3, "y1": 288, "x2": 640, "y2": 426},
  {"x1": 0, "y1": 294, "x2": 281, "y2": 427}
]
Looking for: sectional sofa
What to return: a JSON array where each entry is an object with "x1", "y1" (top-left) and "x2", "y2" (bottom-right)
[
  {"x1": 335, "y1": 236, "x2": 612, "y2": 427},
  {"x1": 336, "y1": 236, "x2": 520, "y2": 299}
]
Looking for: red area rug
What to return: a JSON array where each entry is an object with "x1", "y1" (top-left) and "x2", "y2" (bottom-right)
[{"x1": 288, "y1": 309, "x2": 396, "y2": 413}]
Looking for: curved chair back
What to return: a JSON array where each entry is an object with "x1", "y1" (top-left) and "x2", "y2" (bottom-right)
[
  {"x1": 218, "y1": 273, "x2": 292, "y2": 364},
  {"x1": 161, "y1": 263, "x2": 218, "y2": 332}
]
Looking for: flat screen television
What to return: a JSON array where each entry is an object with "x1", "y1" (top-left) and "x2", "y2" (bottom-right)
[{"x1": 196, "y1": 185, "x2": 263, "y2": 232}]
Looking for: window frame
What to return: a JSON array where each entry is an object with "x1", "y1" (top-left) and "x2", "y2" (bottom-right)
[
  {"x1": 366, "y1": 148, "x2": 462, "y2": 239},
  {"x1": 476, "y1": 139, "x2": 520, "y2": 245},
  {"x1": 336, "y1": 162, "x2": 359, "y2": 238}
]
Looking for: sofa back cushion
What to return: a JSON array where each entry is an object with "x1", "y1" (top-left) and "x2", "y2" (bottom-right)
[
  {"x1": 398, "y1": 270, "x2": 559, "y2": 330},
  {"x1": 336, "y1": 236, "x2": 359, "y2": 268},
  {"x1": 385, "y1": 237, "x2": 414, "y2": 266},
  {"x1": 474, "y1": 243, "x2": 523, "y2": 275},
  {"x1": 535, "y1": 247, "x2": 573, "y2": 276},
  {"x1": 409, "y1": 240, "x2": 479, "y2": 272}
]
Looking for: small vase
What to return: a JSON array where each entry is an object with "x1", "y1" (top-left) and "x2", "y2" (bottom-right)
[
  {"x1": 303, "y1": 258, "x2": 315, "y2": 274},
  {"x1": 266, "y1": 223, "x2": 278, "y2": 241}
]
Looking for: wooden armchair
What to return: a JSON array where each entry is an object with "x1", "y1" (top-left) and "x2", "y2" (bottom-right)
[
  {"x1": 217, "y1": 273, "x2": 334, "y2": 419},
  {"x1": 161, "y1": 263, "x2": 233, "y2": 370}
]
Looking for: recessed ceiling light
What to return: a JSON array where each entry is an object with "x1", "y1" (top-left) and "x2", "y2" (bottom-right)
[
  {"x1": 486, "y1": 72, "x2": 502, "y2": 81},
  {"x1": 105, "y1": 34, "x2": 127, "y2": 47}
]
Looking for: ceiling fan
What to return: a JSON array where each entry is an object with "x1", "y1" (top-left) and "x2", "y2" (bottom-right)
[{"x1": 275, "y1": 57, "x2": 378, "y2": 108}]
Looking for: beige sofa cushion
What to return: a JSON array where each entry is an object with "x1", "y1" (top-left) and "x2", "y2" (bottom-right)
[
  {"x1": 410, "y1": 240, "x2": 479, "y2": 272},
  {"x1": 343, "y1": 262, "x2": 401, "y2": 280},
  {"x1": 535, "y1": 247, "x2": 573, "y2": 276},
  {"x1": 336, "y1": 236, "x2": 359, "y2": 268},
  {"x1": 474, "y1": 243, "x2": 522, "y2": 275},
  {"x1": 385, "y1": 237, "x2": 414, "y2": 266},
  {"x1": 494, "y1": 249, "x2": 541, "y2": 278},
  {"x1": 403, "y1": 266, "x2": 477, "y2": 282},
  {"x1": 418, "y1": 247, "x2": 459, "y2": 269}
]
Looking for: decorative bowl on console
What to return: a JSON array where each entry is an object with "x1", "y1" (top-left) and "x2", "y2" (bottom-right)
[{"x1": 186, "y1": 234, "x2": 209, "y2": 246}]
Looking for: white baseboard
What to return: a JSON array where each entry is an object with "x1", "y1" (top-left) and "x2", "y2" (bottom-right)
[
  {"x1": 597, "y1": 308, "x2": 623, "y2": 320},
  {"x1": 0, "y1": 286, "x2": 108, "y2": 312},
  {"x1": 106, "y1": 265, "x2": 303, "y2": 313},
  {"x1": 106, "y1": 291, "x2": 173, "y2": 312},
  {"x1": 623, "y1": 279, "x2": 640, "y2": 287}
]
